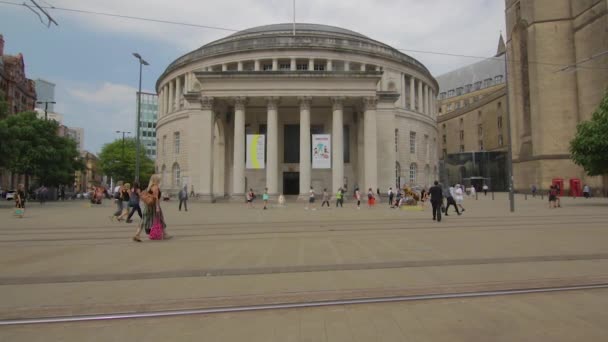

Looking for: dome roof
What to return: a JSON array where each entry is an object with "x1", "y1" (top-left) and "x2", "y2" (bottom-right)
[{"x1": 225, "y1": 23, "x2": 369, "y2": 40}]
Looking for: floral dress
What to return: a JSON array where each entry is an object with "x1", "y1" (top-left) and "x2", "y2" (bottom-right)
[{"x1": 140, "y1": 189, "x2": 166, "y2": 234}]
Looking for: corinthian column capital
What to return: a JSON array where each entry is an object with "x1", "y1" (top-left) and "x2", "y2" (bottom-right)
[
  {"x1": 363, "y1": 96, "x2": 378, "y2": 111},
  {"x1": 200, "y1": 96, "x2": 214, "y2": 110},
  {"x1": 331, "y1": 96, "x2": 345, "y2": 111},
  {"x1": 298, "y1": 96, "x2": 312, "y2": 110},
  {"x1": 233, "y1": 96, "x2": 248, "y2": 111},
  {"x1": 265, "y1": 96, "x2": 280, "y2": 111}
]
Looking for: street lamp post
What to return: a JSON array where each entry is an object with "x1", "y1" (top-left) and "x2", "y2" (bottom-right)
[
  {"x1": 132, "y1": 53, "x2": 149, "y2": 183},
  {"x1": 36, "y1": 101, "x2": 56, "y2": 120},
  {"x1": 115, "y1": 130, "x2": 131, "y2": 159}
]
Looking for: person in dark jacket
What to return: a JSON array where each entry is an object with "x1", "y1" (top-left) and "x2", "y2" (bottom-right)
[
  {"x1": 178, "y1": 185, "x2": 188, "y2": 212},
  {"x1": 428, "y1": 181, "x2": 444, "y2": 222}
]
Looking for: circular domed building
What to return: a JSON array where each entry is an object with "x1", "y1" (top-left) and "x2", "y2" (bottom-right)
[{"x1": 156, "y1": 23, "x2": 438, "y2": 200}]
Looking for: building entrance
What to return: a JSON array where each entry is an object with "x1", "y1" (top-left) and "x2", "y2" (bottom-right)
[{"x1": 283, "y1": 172, "x2": 299, "y2": 195}]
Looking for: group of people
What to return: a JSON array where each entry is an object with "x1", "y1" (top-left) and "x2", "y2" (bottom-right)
[
  {"x1": 427, "y1": 182, "x2": 468, "y2": 222},
  {"x1": 108, "y1": 176, "x2": 171, "y2": 242}
]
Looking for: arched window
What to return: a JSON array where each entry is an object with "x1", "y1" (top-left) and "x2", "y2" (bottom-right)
[
  {"x1": 409, "y1": 163, "x2": 417, "y2": 184},
  {"x1": 172, "y1": 163, "x2": 181, "y2": 188}
]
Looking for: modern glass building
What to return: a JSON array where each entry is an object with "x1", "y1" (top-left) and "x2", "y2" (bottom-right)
[
  {"x1": 137, "y1": 92, "x2": 158, "y2": 160},
  {"x1": 440, "y1": 151, "x2": 508, "y2": 191}
]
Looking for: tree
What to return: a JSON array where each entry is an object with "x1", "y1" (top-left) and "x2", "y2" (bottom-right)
[
  {"x1": 570, "y1": 90, "x2": 608, "y2": 176},
  {"x1": 0, "y1": 90, "x2": 8, "y2": 120},
  {"x1": 98, "y1": 137, "x2": 154, "y2": 185},
  {"x1": 0, "y1": 112, "x2": 83, "y2": 189}
]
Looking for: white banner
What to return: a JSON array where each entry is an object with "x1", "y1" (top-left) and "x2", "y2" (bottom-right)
[
  {"x1": 312, "y1": 134, "x2": 331, "y2": 169},
  {"x1": 246, "y1": 134, "x2": 265, "y2": 169}
]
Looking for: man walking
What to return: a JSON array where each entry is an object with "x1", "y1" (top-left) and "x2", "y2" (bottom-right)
[
  {"x1": 336, "y1": 188, "x2": 344, "y2": 208},
  {"x1": 429, "y1": 181, "x2": 443, "y2": 222},
  {"x1": 178, "y1": 185, "x2": 188, "y2": 211},
  {"x1": 388, "y1": 187, "x2": 394, "y2": 208}
]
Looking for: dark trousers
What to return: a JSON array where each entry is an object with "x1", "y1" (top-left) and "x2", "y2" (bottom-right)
[
  {"x1": 322, "y1": 200, "x2": 330, "y2": 207},
  {"x1": 431, "y1": 200, "x2": 442, "y2": 221},
  {"x1": 179, "y1": 199, "x2": 188, "y2": 211},
  {"x1": 336, "y1": 199, "x2": 343, "y2": 207},
  {"x1": 127, "y1": 204, "x2": 142, "y2": 220},
  {"x1": 445, "y1": 197, "x2": 460, "y2": 215},
  {"x1": 389, "y1": 196, "x2": 394, "y2": 207},
  {"x1": 113, "y1": 200, "x2": 123, "y2": 216}
]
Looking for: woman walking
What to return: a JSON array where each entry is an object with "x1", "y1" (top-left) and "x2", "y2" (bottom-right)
[
  {"x1": 246, "y1": 188, "x2": 255, "y2": 208},
  {"x1": 355, "y1": 188, "x2": 361, "y2": 209},
  {"x1": 321, "y1": 188, "x2": 330, "y2": 208},
  {"x1": 454, "y1": 184, "x2": 466, "y2": 213},
  {"x1": 15, "y1": 184, "x2": 26, "y2": 217},
  {"x1": 126, "y1": 182, "x2": 142, "y2": 223},
  {"x1": 116, "y1": 183, "x2": 131, "y2": 222},
  {"x1": 367, "y1": 188, "x2": 375, "y2": 208},
  {"x1": 133, "y1": 175, "x2": 171, "y2": 242},
  {"x1": 262, "y1": 188, "x2": 269, "y2": 210}
]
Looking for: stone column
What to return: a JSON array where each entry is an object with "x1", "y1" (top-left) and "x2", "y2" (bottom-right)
[
  {"x1": 165, "y1": 85, "x2": 170, "y2": 115},
  {"x1": 344, "y1": 61, "x2": 350, "y2": 71},
  {"x1": 237, "y1": 62, "x2": 243, "y2": 71},
  {"x1": 272, "y1": 58, "x2": 278, "y2": 71},
  {"x1": 430, "y1": 89, "x2": 435, "y2": 117},
  {"x1": 254, "y1": 60, "x2": 260, "y2": 71},
  {"x1": 331, "y1": 97, "x2": 345, "y2": 193},
  {"x1": 266, "y1": 97, "x2": 280, "y2": 194},
  {"x1": 298, "y1": 96, "x2": 312, "y2": 196},
  {"x1": 168, "y1": 81, "x2": 174, "y2": 113},
  {"x1": 327, "y1": 60, "x2": 333, "y2": 71},
  {"x1": 232, "y1": 97, "x2": 247, "y2": 198},
  {"x1": 189, "y1": 96, "x2": 215, "y2": 202},
  {"x1": 410, "y1": 77, "x2": 416, "y2": 111},
  {"x1": 360, "y1": 63, "x2": 366, "y2": 71},
  {"x1": 424, "y1": 84, "x2": 429, "y2": 115},
  {"x1": 158, "y1": 88, "x2": 164, "y2": 118},
  {"x1": 308, "y1": 58, "x2": 314, "y2": 71},
  {"x1": 291, "y1": 57, "x2": 296, "y2": 71},
  {"x1": 222, "y1": 64, "x2": 227, "y2": 71},
  {"x1": 363, "y1": 97, "x2": 378, "y2": 191},
  {"x1": 176, "y1": 76, "x2": 182, "y2": 110},
  {"x1": 418, "y1": 80, "x2": 423, "y2": 113}
]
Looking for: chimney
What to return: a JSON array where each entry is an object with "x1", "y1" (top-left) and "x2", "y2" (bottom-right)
[{"x1": 0, "y1": 34, "x2": 4, "y2": 56}]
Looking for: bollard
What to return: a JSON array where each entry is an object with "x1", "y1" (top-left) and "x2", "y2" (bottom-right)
[
  {"x1": 492, "y1": 191, "x2": 495, "y2": 200},
  {"x1": 475, "y1": 191, "x2": 478, "y2": 200}
]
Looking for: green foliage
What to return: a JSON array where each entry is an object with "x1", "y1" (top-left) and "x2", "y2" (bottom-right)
[
  {"x1": 0, "y1": 90, "x2": 9, "y2": 120},
  {"x1": 570, "y1": 90, "x2": 608, "y2": 176},
  {"x1": 98, "y1": 137, "x2": 154, "y2": 185},
  {"x1": 0, "y1": 112, "x2": 83, "y2": 186}
]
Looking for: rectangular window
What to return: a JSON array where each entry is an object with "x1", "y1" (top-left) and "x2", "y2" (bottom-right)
[
  {"x1": 498, "y1": 116, "x2": 503, "y2": 129},
  {"x1": 442, "y1": 134, "x2": 446, "y2": 144},
  {"x1": 297, "y1": 64, "x2": 308, "y2": 70},
  {"x1": 262, "y1": 64, "x2": 273, "y2": 71},
  {"x1": 474, "y1": 81, "x2": 482, "y2": 91},
  {"x1": 279, "y1": 63, "x2": 290, "y2": 70},
  {"x1": 314, "y1": 64, "x2": 325, "y2": 71},
  {"x1": 478, "y1": 124, "x2": 483, "y2": 136},
  {"x1": 409, "y1": 132, "x2": 416, "y2": 154},
  {"x1": 174, "y1": 132, "x2": 180, "y2": 154},
  {"x1": 460, "y1": 130, "x2": 464, "y2": 141},
  {"x1": 456, "y1": 87, "x2": 463, "y2": 96}
]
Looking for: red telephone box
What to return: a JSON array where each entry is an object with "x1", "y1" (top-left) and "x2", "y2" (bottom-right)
[
  {"x1": 569, "y1": 178, "x2": 581, "y2": 197},
  {"x1": 552, "y1": 178, "x2": 564, "y2": 196}
]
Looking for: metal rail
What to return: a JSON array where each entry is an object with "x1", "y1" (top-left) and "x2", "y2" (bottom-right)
[{"x1": 2, "y1": 283, "x2": 608, "y2": 326}]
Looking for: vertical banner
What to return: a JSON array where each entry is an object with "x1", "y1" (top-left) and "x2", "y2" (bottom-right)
[
  {"x1": 246, "y1": 134, "x2": 265, "y2": 169},
  {"x1": 312, "y1": 134, "x2": 331, "y2": 169}
]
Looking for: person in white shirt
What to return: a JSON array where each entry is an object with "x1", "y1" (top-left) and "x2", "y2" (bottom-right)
[
  {"x1": 306, "y1": 186, "x2": 316, "y2": 210},
  {"x1": 482, "y1": 184, "x2": 489, "y2": 196},
  {"x1": 583, "y1": 185, "x2": 590, "y2": 199},
  {"x1": 454, "y1": 184, "x2": 465, "y2": 212},
  {"x1": 469, "y1": 185, "x2": 476, "y2": 197}
]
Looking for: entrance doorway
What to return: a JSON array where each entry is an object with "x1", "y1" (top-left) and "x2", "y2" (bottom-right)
[{"x1": 283, "y1": 172, "x2": 299, "y2": 195}]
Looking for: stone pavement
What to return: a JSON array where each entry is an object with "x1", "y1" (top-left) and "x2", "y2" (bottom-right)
[{"x1": 0, "y1": 193, "x2": 607, "y2": 340}]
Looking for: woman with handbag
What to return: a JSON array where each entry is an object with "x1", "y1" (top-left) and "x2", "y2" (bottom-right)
[{"x1": 133, "y1": 175, "x2": 171, "y2": 242}]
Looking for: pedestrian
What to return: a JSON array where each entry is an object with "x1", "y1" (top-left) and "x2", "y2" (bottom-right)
[
  {"x1": 278, "y1": 193, "x2": 286, "y2": 207},
  {"x1": 548, "y1": 185, "x2": 557, "y2": 208},
  {"x1": 367, "y1": 188, "x2": 375, "y2": 208},
  {"x1": 262, "y1": 188, "x2": 269, "y2": 210},
  {"x1": 376, "y1": 188, "x2": 381, "y2": 204},
  {"x1": 246, "y1": 188, "x2": 255, "y2": 208},
  {"x1": 189, "y1": 185, "x2": 195, "y2": 198},
  {"x1": 321, "y1": 188, "x2": 330, "y2": 207},
  {"x1": 455, "y1": 184, "x2": 466, "y2": 212},
  {"x1": 178, "y1": 185, "x2": 188, "y2": 211},
  {"x1": 306, "y1": 186, "x2": 316, "y2": 210},
  {"x1": 583, "y1": 184, "x2": 590, "y2": 199},
  {"x1": 15, "y1": 183, "x2": 26, "y2": 217},
  {"x1": 469, "y1": 185, "x2": 476, "y2": 198},
  {"x1": 355, "y1": 188, "x2": 361, "y2": 209},
  {"x1": 110, "y1": 181, "x2": 123, "y2": 221},
  {"x1": 60, "y1": 187, "x2": 65, "y2": 201},
  {"x1": 483, "y1": 184, "x2": 489, "y2": 196},
  {"x1": 555, "y1": 184, "x2": 562, "y2": 207},
  {"x1": 388, "y1": 187, "x2": 394, "y2": 208},
  {"x1": 116, "y1": 183, "x2": 131, "y2": 222},
  {"x1": 531, "y1": 184, "x2": 537, "y2": 198},
  {"x1": 420, "y1": 188, "x2": 428, "y2": 208},
  {"x1": 336, "y1": 188, "x2": 344, "y2": 207},
  {"x1": 133, "y1": 175, "x2": 171, "y2": 242},
  {"x1": 429, "y1": 181, "x2": 443, "y2": 222},
  {"x1": 445, "y1": 184, "x2": 461, "y2": 216},
  {"x1": 126, "y1": 182, "x2": 142, "y2": 223}
]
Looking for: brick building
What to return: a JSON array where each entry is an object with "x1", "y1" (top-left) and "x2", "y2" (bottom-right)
[{"x1": 0, "y1": 34, "x2": 37, "y2": 115}]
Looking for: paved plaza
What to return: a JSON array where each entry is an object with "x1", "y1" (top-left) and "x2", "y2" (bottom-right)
[{"x1": 0, "y1": 193, "x2": 607, "y2": 340}]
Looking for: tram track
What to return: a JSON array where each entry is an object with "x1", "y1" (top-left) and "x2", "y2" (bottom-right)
[{"x1": 2, "y1": 279, "x2": 607, "y2": 326}]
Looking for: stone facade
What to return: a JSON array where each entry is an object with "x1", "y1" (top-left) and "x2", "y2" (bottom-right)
[
  {"x1": 155, "y1": 24, "x2": 439, "y2": 200},
  {"x1": 0, "y1": 34, "x2": 36, "y2": 115},
  {"x1": 505, "y1": 0, "x2": 608, "y2": 195}
]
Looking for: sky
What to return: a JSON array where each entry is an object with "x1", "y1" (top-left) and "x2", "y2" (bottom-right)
[{"x1": 0, "y1": 0, "x2": 506, "y2": 153}]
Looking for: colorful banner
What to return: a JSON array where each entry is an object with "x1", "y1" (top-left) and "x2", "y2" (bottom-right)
[
  {"x1": 246, "y1": 134, "x2": 265, "y2": 169},
  {"x1": 312, "y1": 134, "x2": 331, "y2": 169}
]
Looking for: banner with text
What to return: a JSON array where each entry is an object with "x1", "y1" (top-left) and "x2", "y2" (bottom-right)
[
  {"x1": 246, "y1": 134, "x2": 265, "y2": 169},
  {"x1": 312, "y1": 134, "x2": 331, "y2": 169}
]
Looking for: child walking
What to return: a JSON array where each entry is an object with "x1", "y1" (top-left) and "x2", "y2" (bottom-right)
[{"x1": 263, "y1": 188, "x2": 269, "y2": 210}]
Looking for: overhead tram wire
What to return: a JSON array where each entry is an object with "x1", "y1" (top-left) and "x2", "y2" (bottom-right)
[{"x1": 1, "y1": 0, "x2": 607, "y2": 71}]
